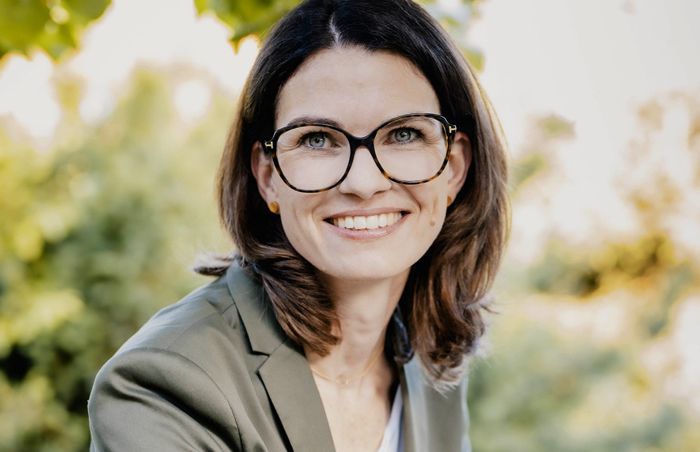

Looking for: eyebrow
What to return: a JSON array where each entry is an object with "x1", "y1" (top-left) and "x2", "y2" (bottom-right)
[{"x1": 284, "y1": 116, "x2": 343, "y2": 128}]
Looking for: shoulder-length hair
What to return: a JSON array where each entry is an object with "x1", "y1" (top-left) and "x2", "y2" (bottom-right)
[{"x1": 196, "y1": 0, "x2": 509, "y2": 386}]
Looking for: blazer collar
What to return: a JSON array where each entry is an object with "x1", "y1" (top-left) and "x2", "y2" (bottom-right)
[{"x1": 225, "y1": 264, "x2": 336, "y2": 451}]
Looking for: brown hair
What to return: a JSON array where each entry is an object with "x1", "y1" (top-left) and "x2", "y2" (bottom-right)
[{"x1": 196, "y1": 0, "x2": 509, "y2": 386}]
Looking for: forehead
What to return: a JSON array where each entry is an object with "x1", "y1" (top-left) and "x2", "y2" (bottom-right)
[{"x1": 275, "y1": 46, "x2": 440, "y2": 134}]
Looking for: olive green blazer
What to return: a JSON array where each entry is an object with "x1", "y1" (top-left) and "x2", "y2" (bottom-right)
[{"x1": 88, "y1": 263, "x2": 471, "y2": 451}]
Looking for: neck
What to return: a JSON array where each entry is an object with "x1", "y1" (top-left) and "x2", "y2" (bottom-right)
[{"x1": 305, "y1": 271, "x2": 408, "y2": 386}]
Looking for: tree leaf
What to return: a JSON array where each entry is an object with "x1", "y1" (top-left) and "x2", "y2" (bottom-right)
[{"x1": 0, "y1": 0, "x2": 50, "y2": 53}]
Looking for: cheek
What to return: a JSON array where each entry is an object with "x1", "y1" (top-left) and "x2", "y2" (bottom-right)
[
  {"x1": 428, "y1": 196, "x2": 443, "y2": 228},
  {"x1": 276, "y1": 192, "x2": 325, "y2": 254},
  {"x1": 279, "y1": 202, "x2": 309, "y2": 239},
  {"x1": 411, "y1": 183, "x2": 448, "y2": 230},
  {"x1": 278, "y1": 209, "x2": 315, "y2": 264}
]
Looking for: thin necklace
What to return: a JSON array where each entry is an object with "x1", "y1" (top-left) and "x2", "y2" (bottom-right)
[{"x1": 310, "y1": 345, "x2": 384, "y2": 386}]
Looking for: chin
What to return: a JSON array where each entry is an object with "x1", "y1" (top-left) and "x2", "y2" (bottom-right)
[{"x1": 314, "y1": 256, "x2": 413, "y2": 283}]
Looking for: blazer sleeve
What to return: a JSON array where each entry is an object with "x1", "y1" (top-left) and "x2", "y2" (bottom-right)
[{"x1": 88, "y1": 348, "x2": 242, "y2": 452}]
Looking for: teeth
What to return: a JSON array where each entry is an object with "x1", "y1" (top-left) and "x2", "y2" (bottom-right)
[
  {"x1": 332, "y1": 212, "x2": 403, "y2": 230},
  {"x1": 366, "y1": 216, "x2": 378, "y2": 229}
]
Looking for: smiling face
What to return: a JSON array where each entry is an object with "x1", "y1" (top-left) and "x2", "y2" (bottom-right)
[{"x1": 252, "y1": 46, "x2": 470, "y2": 285}]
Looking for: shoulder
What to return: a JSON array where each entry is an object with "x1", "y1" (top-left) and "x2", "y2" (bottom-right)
[
  {"x1": 116, "y1": 275, "x2": 240, "y2": 357},
  {"x1": 92, "y1": 268, "x2": 262, "y2": 392},
  {"x1": 88, "y1": 270, "x2": 256, "y2": 451}
]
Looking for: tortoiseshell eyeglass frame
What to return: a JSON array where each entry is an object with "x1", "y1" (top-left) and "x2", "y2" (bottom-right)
[{"x1": 262, "y1": 112, "x2": 458, "y2": 193}]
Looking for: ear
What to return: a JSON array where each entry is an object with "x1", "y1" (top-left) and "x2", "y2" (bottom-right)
[
  {"x1": 250, "y1": 141, "x2": 278, "y2": 204},
  {"x1": 446, "y1": 131, "x2": 472, "y2": 199}
]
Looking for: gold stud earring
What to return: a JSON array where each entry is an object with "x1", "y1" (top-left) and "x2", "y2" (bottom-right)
[
  {"x1": 447, "y1": 195, "x2": 453, "y2": 206},
  {"x1": 268, "y1": 201, "x2": 279, "y2": 214}
]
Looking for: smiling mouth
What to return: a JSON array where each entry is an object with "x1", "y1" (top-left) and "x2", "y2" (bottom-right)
[{"x1": 325, "y1": 212, "x2": 406, "y2": 231}]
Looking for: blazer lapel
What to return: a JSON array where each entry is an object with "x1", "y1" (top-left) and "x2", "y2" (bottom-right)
[
  {"x1": 400, "y1": 357, "x2": 474, "y2": 452},
  {"x1": 259, "y1": 341, "x2": 336, "y2": 451},
  {"x1": 226, "y1": 264, "x2": 336, "y2": 452},
  {"x1": 399, "y1": 357, "x2": 426, "y2": 452}
]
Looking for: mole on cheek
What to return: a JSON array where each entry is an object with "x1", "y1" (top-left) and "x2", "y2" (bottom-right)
[{"x1": 428, "y1": 200, "x2": 442, "y2": 227}]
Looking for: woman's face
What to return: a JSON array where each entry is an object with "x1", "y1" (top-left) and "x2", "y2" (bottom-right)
[{"x1": 253, "y1": 46, "x2": 470, "y2": 284}]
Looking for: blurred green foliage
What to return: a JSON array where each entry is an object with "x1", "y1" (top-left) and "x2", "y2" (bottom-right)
[
  {"x1": 194, "y1": 0, "x2": 300, "y2": 45},
  {"x1": 0, "y1": 0, "x2": 110, "y2": 61},
  {"x1": 469, "y1": 317, "x2": 700, "y2": 451},
  {"x1": 1, "y1": 1, "x2": 699, "y2": 451},
  {"x1": 472, "y1": 97, "x2": 700, "y2": 451},
  {"x1": 0, "y1": 68, "x2": 232, "y2": 450}
]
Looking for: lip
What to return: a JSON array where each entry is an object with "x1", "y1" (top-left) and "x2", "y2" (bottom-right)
[{"x1": 323, "y1": 211, "x2": 409, "y2": 240}]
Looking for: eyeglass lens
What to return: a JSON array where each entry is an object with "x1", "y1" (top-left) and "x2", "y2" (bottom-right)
[{"x1": 275, "y1": 115, "x2": 448, "y2": 191}]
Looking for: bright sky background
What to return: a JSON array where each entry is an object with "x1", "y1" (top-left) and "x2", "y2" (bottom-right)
[
  {"x1": 471, "y1": 0, "x2": 699, "y2": 152},
  {"x1": 469, "y1": 0, "x2": 700, "y2": 261}
]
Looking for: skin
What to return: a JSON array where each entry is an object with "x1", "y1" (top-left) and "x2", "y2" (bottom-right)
[{"x1": 252, "y1": 46, "x2": 471, "y2": 452}]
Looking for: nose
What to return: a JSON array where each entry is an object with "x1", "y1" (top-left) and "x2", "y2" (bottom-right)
[{"x1": 337, "y1": 146, "x2": 392, "y2": 199}]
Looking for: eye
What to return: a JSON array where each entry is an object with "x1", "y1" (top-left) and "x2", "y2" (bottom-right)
[
  {"x1": 302, "y1": 131, "x2": 330, "y2": 148},
  {"x1": 391, "y1": 127, "x2": 420, "y2": 143}
]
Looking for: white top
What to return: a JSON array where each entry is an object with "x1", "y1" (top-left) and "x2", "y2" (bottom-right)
[{"x1": 376, "y1": 386, "x2": 404, "y2": 452}]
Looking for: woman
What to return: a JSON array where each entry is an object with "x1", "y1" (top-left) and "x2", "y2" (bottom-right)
[{"x1": 88, "y1": 0, "x2": 508, "y2": 451}]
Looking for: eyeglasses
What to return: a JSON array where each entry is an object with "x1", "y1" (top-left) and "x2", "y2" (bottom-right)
[{"x1": 263, "y1": 113, "x2": 457, "y2": 193}]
